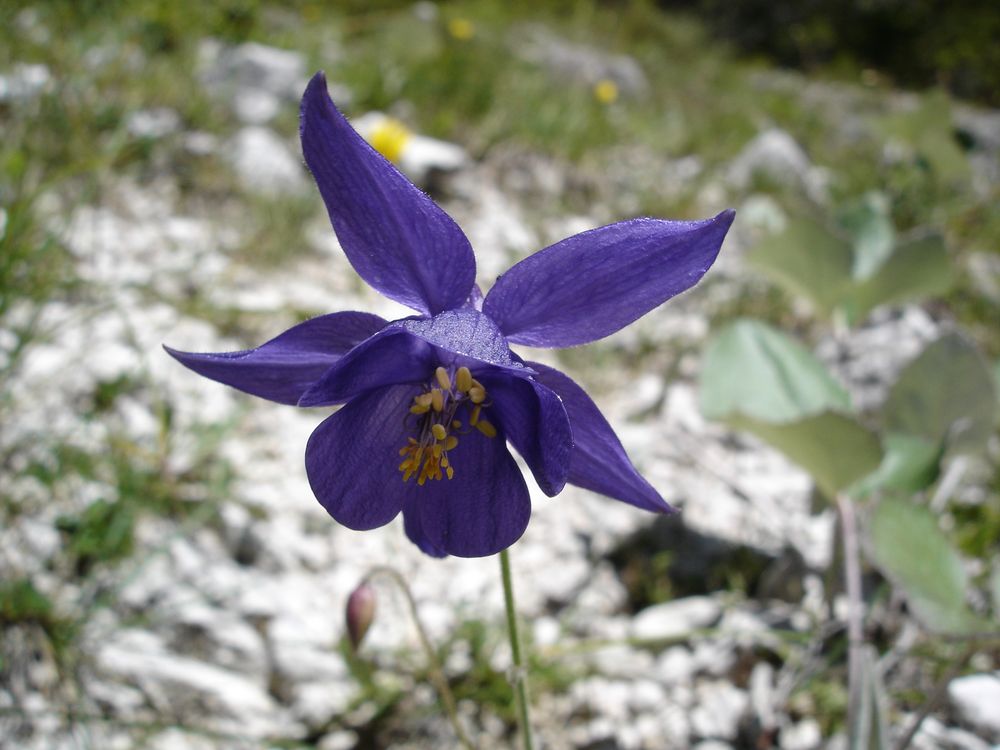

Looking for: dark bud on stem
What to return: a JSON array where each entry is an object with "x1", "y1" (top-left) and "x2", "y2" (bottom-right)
[{"x1": 346, "y1": 581, "x2": 376, "y2": 650}]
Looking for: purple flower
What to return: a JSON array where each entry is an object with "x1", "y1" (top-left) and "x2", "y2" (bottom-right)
[{"x1": 165, "y1": 72, "x2": 734, "y2": 559}]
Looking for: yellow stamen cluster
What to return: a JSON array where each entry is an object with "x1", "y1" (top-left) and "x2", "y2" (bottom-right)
[{"x1": 398, "y1": 365, "x2": 498, "y2": 485}]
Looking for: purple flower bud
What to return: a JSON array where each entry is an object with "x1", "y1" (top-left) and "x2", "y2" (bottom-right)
[{"x1": 346, "y1": 582, "x2": 376, "y2": 650}]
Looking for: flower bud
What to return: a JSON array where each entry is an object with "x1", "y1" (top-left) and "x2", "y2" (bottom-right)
[{"x1": 345, "y1": 581, "x2": 376, "y2": 650}]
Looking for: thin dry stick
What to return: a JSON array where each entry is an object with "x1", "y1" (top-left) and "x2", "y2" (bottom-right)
[
  {"x1": 836, "y1": 493, "x2": 865, "y2": 744},
  {"x1": 365, "y1": 566, "x2": 475, "y2": 750}
]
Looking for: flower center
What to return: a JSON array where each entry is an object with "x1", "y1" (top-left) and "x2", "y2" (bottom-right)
[{"x1": 398, "y1": 365, "x2": 497, "y2": 486}]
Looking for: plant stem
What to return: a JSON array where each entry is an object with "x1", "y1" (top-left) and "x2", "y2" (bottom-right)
[
  {"x1": 366, "y1": 566, "x2": 475, "y2": 750},
  {"x1": 500, "y1": 548, "x2": 535, "y2": 750},
  {"x1": 836, "y1": 494, "x2": 865, "y2": 745}
]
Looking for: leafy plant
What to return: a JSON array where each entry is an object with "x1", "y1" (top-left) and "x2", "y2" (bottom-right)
[{"x1": 748, "y1": 194, "x2": 954, "y2": 326}]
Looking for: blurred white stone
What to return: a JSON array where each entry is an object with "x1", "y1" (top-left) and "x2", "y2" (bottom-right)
[
  {"x1": 0, "y1": 63, "x2": 51, "y2": 102},
  {"x1": 948, "y1": 673, "x2": 1000, "y2": 739},
  {"x1": 126, "y1": 108, "x2": 181, "y2": 139},
  {"x1": 96, "y1": 629, "x2": 294, "y2": 738},
  {"x1": 199, "y1": 40, "x2": 309, "y2": 124},
  {"x1": 225, "y1": 126, "x2": 307, "y2": 195},
  {"x1": 631, "y1": 596, "x2": 722, "y2": 641},
  {"x1": 728, "y1": 129, "x2": 829, "y2": 202},
  {"x1": 689, "y1": 680, "x2": 749, "y2": 740},
  {"x1": 516, "y1": 25, "x2": 649, "y2": 96},
  {"x1": 781, "y1": 718, "x2": 822, "y2": 750}
]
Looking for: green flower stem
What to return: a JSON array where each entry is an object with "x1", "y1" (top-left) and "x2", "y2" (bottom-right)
[
  {"x1": 366, "y1": 565, "x2": 474, "y2": 750},
  {"x1": 500, "y1": 547, "x2": 535, "y2": 750}
]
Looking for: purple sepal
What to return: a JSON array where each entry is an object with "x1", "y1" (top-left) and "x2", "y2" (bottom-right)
[
  {"x1": 299, "y1": 309, "x2": 531, "y2": 407},
  {"x1": 300, "y1": 73, "x2": 476, "y2": 316},
  {"x1": 164, "y1": 311, "x2": 386, "y2": 406},
  {"x1": 483, "y1": 211, "x2": 735, "y2": 347},
  {"x1": 529, "y1": 362, "x2": 674, "y2": 514}
]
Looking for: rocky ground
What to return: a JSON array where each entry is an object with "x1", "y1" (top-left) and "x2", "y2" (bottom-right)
[{"x1": 2, "y1": 10, "x2": 999, "y2": 750}]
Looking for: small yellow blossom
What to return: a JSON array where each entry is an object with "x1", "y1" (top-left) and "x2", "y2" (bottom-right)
[
  {"x1": 368, "y1": 117, "x2": 412, "y2": 164},
  {"x1": 447, "y1": 18, "x2": 475, "y2": 41},
  {"x1": 593, "y1": 78, "x2": 619, "y2": 105}
]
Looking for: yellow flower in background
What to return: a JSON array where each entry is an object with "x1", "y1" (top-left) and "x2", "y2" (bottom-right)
[
  {"x1": 368, "y1": 117, "x2": 412, "y2": 164},
  {"x1": 447, "y1": 18, "x2": 475, "y2": 41},
  {"x1": 593, "y1": 78, "x2": 619, "y2": 105}
]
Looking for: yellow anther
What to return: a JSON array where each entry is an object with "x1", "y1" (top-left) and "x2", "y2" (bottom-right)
[
  {"x1": 441, "y1": 456, "x2": 449, "y2": 468},
  {"x1": 410, "y1": 404, "x2": 430, "y2": 415},
  {"x1": 399, "y1": 446, "x2": 411, "y2": 456},
  {"x1": 435, "y1": 366, "x2": 451, "y2": 391},
  {"x1": 444, "y1": 435, "x2": 458, "y2": 451},
  {"x1": 456, "y1": 366, "x2": 472, "y2": 392},
  {"x1": 432, "y1": 443, "x2": 442, "y2": 458},
  {"x1": 446, "y1": 466, "x2": 455, "y2": 480},
  {"x1": 431, "y1": 423, "x2": 447, "y2": 441},
  {"x1": 469, "y1": 386, "x2": 486, "y2": 404},
  {"x1": 470, "y1": 405, "x2": 481, "y2": 426},
  {"x1": 452, "y1": 420, "x2": 462, "y2": 429},
  {"x1": 475, "y1": 420, "x2": 497, "y2": 438},
  {"x1": 431, "y1": 388, "x2": 444, "y2": 412},
  {"x1": 415, "y1": 392, "x2": 433, "y2": 407}
]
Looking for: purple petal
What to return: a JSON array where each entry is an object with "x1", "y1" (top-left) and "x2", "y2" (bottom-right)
[
  {"x1": 483, "y1": 211, "x2": 735, "y2": 347},
  {"x1": 417, "y1": 425, "x2": 531, "y2": 557},
  {"x1": 529, "y1": 362, "x2": 673, "y2": 514},
  {"x1": 299, "y1": 328, "x2": 434, "y2": 407},
  {"x1": 299, "y1": 309, "x2": 531, "y2": 407},
  {"x1": 479, "y1": 373, "x2": 571, "y2": 496},
  {"x1": 305, "y1": 385, "x2": 416, "y2": 530},
  {"x1": 164, "y1": 311, "x2": 386, "y2": 405},
  {"x1": 402, "y1": 498, "x2": 447, "y2": 558},
  {"x1": 300, "y1": 72, "x2": 476, "y2": 315}
]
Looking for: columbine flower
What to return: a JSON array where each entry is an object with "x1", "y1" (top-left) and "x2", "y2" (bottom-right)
[{"x1": 166, "y1": 72, "x2": 734, "y2": 559}]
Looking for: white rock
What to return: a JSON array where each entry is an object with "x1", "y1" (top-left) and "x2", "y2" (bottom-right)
[
  {"x1": 628, "y1": 679, "x2": 667, "y2": 712},
  {"x1": 96, "y1": 629, "x2": 289, "y2": 738},
  {"x1": 233, "y1": 88, "x2": 283, "y2": 125},
  {"x1": 225, "y1": 126, "x2": 306, "y2": 195},
  {"x1": 125, "y1": 108, "x2": 181, "y2": 139},
  {"x1": 910, "y1": 716, "x2": 992, "y2": 750},
  {"x1": 146, "y1": 728, "x2": 217, "y2": 750},
  {"x1": 631, "y1": 596, "x2": 722, "y2": 641},
  {"x1": 728, "y1": 129, "x2": 828, "y2": 201},
  {"x1": 781, "y1": 718, "x2": 822, "y2": 750},
  {"x1": 948, "y1": 672, "x2": 1000, "y2": 738},
  {"x1": 199, "y1": 41, "x2": 308, "y2": 123},
  {"x1": 570, "y1": 678, "x2": 631, "y2": 722},
  {"x1": 0, "y1": 63, "x2": 51, "y2": 102},
  {"x1": 689, "y1": 680, "x2": 749, "y2": 740},
  {"x1": 517, "y1": 25, "x2": 648, "y2": 96},
  {"x1": 656, "y1": 646, "x2": 697, "y2": 685},
  {"x1": 589, "y1": 644, "x2": 655, "y2": 680},
  {"x1": 318, "y1": 731, "x2": 360, "y2": 750}
]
